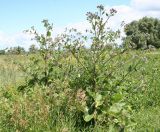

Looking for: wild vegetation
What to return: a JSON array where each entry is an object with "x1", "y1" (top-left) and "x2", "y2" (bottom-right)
[{"x1": 0, "y1": 5, "x2": 160, "y2": 131}]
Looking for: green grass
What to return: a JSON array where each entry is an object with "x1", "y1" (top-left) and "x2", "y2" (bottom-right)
[
  {"x1": 0, "y1": 55, "x2": 26, "y2": 86},
  {"x1": 0, "y1": 51, "x2": 160, "y2": 131},
  {"x1": 134, "y1": 107, "x2": 160, "y2": 131}
]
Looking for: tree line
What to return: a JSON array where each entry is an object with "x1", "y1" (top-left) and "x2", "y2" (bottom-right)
[
  {"x1": 0, "y1": 16, "x2": 160, "y2": 55},
  {"x1": 0, "y1": 44, "x2": 38, "y2": 55}
]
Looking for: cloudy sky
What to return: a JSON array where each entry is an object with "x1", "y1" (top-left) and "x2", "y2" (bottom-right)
[{"x1": 0, "y1": 0, "x2": 160, "y2": 49}]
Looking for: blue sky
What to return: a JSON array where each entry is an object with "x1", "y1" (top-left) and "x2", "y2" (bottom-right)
[
  {"x1": 0, "y1": 0, "x2": 159, "y2": 49},
  {"x1": 0, "y1": 0, "x2": 129, "y2": 34}
]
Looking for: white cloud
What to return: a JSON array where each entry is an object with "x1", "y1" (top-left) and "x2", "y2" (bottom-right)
[{"x1": 131, "y1": 0, "x2": 160, "y2": 11}]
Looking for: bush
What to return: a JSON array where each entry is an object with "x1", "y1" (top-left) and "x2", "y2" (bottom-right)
[{"x1": 16, "y1": 4, "x2": 146, "y2": 131}]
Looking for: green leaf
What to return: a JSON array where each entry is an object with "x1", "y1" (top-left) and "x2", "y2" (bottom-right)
[
  {"x1": 95, "y1": 93, "x2": 103, "y2": 107},
  {"x1": 47, "y1": 31, "x2": 51, "y2": 37},
  {"x1": 112, "y1": 93, "x2": 123, "y2": 103},
  {"x1": 83, "y1": 114, "x2": 94, "y2": 122},
  {"x1": 86, "y1": 88, "x2": 95, "y2": 98},
  {"x1": 109, "y1": 103, "x2": 125, "y2": 114}
]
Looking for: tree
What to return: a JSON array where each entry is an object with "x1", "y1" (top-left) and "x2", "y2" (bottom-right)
[
  {"x1": 7, "y1": 46, "x2": 25, "y2": 54},
  {"x1": 123, "y1": 17, "x2": 160, "y2": 49},
  {"x1": 29, "y1": 44, "x2": 38, "y2": 53}
]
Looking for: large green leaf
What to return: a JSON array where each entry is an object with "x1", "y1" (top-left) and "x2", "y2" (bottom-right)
[
  {"x1": 112, "y1": 93, "x2": 123, "y2": 103},
  {"x1": 83, "y1": 114, "x2": 94, "y2": 122},
  {"x1": 47, "y1": 31, "x2": 51, "y2": 37},
  {"x1": 109, "y1": 103, "x2": 125, "y2": 114},
  {"x1": 95, "y1": 93, "x2": 103, "y2": 108}
]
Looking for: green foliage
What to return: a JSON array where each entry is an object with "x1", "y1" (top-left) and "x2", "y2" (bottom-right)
[
  {"x1": 1, "y1": 46, "x2": 160, "y2": 131},
  {"x1": 134, "y1": 107, "x2": 160, "y2": 131},
  {"x1": 7, "y1": 46, "x2": 26, "y2": 55},
  {"x1": 60, "y1": 5, "x2": 140, "y2": 130},
  {"x1": 126, "y1": 52, "x2": 160, "y2": 110},
  {"x1": 29, "y1": 44, "x2": 38, "y2": 54},
  {"x1": 123, "y1": 17, "x2": 160, "y2": 49},
  {"x1": 16, "y1": 5, "x2": 146, "y2": 131},
  {"x1": 1, "y1": 4, "x2": 160, "y2": 132},
  {"x1": 23, "y1": 20, "x2": 67, "y2": 88},
  {"x1": 16, "y1": 5, "x2": 141, "y2": 130},
  {"x1": 0, "y1": 50, "x2": 5, "y2": 55}
]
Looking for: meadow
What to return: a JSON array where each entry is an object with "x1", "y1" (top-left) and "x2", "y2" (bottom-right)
[
  {"x1": 0, "y1": 51, "x2": 160, "y2": 131},
  {"x1": 0, "y1": 5, "x2": 160, "y2": 132}
]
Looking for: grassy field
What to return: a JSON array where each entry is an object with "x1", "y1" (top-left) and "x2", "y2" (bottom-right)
[{"x1": 0, "y1": 51, "x2": 160, "y2": 131}]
